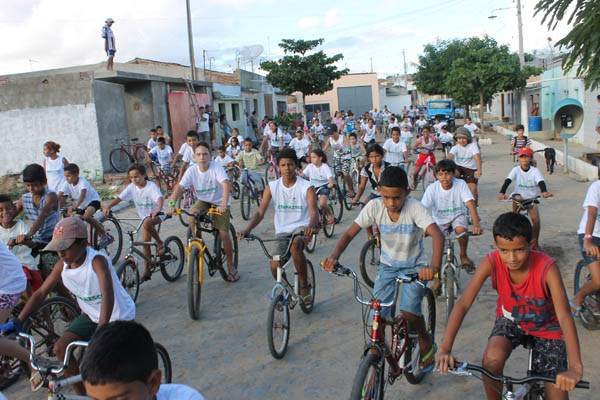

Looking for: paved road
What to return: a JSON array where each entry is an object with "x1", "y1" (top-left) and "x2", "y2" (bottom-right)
[{"x1": 7, "y1": 131, "x2": 600, "y2": 399}]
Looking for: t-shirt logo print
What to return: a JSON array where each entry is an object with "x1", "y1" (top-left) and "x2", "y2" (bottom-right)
[{"x1": 54, "y1": 226, "x2": 64, "y2": 236}]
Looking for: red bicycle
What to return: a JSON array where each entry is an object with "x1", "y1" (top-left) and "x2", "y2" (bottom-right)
[{"x1": 109, "y1": 136, "x2": 147, "y2": 172}]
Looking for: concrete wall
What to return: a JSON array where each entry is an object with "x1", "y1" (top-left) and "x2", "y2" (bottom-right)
[
  {"x1": 378, "y1": 88, "x2": 411, "y2": 114},
  {"x1": 0, "y1": 72, "x2": 103, "y2": 178},
  {"x1": 124, "y1": 82, "x2": 154, "y2": 142},
  {"x1": 305, "y1": 73, "x2": 380, "y2": 112},
  {"x1": 150, "y1": 81, "x2": 169, "y2": 135}
]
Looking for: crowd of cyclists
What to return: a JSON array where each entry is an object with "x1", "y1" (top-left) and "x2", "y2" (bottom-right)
[{"x1": 0, "y1": 100, "x2": 597, "y2": 399}]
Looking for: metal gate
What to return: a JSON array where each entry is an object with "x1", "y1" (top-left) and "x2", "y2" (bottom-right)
[{"x1": 337, "y1": 86, "x2": 373, "y2": 115}]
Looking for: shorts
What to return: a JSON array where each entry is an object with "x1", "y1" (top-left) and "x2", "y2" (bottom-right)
[
  {"x1": 371, "y1": 263, "x2": 425, "y2": 320},
  {"x1": 86, "y1": 200, "x2": 102, "y2": 212},
  {"x1": 415, "y1": 152, "x2": 436, "y2": 168},
  {"x1": 489, "y1": 316, "x2": 567, "y2": 377},
  {"x1": 363, "y1": 139, "x2": 377, "y2": 146},
  {"x1": 65, "y1": 313, "x2": 98, "y2": 341},
  {"x1": 23, "y1": 267, "x2": 43, "y2": 293},
  {"x1": 579, "y1": 233, "x2": 600, "y2": 265},
  {"x1": 315, "y1": 185, "x2": 331, "y2": 197},
  {"x1": 106, "y1": 50, "x2": 115, "y2": 56},
  {"x1": 0, "y1": 293, "x2": 21, "y2": 310},
  {"x1": 333, "y1": 157, "x2": 351, "y2": 174},
  {"x1": 456, "y1": 165, "x2": 478, "y2": 184},
  {"x1": 243, "y1": 170, "x2": 265, "y2": 192},
  {"x1": 441, "y1": 142, "x2": 453, "y2": 151},
  {"x1": 192, "y1": 200, "x2": 230, "y2": 231},
  {"x1": 274, "y1": 230, "x2": 306, "y2": 258},
  {"x1": 437, "y1": 214, "x2": 468, "y2": 235},
  {"x1": 198, "y1": 131, "x2": 210, "y2": 144}
]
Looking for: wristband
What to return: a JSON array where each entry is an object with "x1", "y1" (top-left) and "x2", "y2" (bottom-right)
[
  {"x1": 584, "y1": 234, "x2": 593, "y2": 240},
  {"x1": 168, "y1": 202, "x2": 176, "y2": 207}
]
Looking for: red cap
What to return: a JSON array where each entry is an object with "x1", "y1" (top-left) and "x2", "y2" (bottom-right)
[
  {"x1": 518, "y1": 148, "x2": 534, "y2": 157},
  {"x1": 42, "y1": 217, "x2": 88, "y2": 252}
]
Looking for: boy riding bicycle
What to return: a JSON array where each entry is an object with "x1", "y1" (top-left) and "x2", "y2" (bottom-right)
[
  {"x1": 436, "y1": 212, "x2": 583, "y2": 400},
  {"x1": 323, "y1": 166, "x2": 444, "y2": 373}
]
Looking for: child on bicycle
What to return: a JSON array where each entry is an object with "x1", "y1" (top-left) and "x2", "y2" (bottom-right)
[
  {"x1": 147, "y1": 128, "x2": 158, "y2": 151},
  {"x1": 81, "y1": 320, "x2": 205, "y2": 400},
  {"x1": 436, "y1": 212, "x2": 583, "y2": 400},
  {"x1": 449, "y1": 127, "x2": 482, "y2": 206},
  {"x1": 166, "y1": 142, "x2": 238, "y2": 282},
  {"x1": 260, "y1": 122, "x2": 283, "y2": 160},
  {"x1": 59, "y1": 163, "x2": 112, "y2": 248},
  {"x1": 498, "y1": 147, "x2": 551, "y2": 250},
  {"x1": 322, "y1": 124, "x2": 355, "y2": 198},
  {"x1": 323, "y1": 166, "x2": 444, "y2": 373},
  {"x1": 43, "y1": 141, "x2": 69, "y2": 193},
  {"x1": 421, "y1": 160, "x2": 481, "y2": 292},
  {"x1": 510, "y1": 124, "x2": 537, "y2": 167},
  {"x1": 400, "y1": 125, "x2": 413, "y2": 154},
  {"x1": 148, "y1": 137, "x2": 174, "y2": 174},
  {"x1": 214, "y1": 146, "x2": 235, "y2": 168},
  {"x1": 289, "y1": 129, "x2": 311, "y2": 166},
  {"x1": 236, "y1": 137, "x2": 265, "y2": 192},
  {"x1": 383, "y1": 126, "x2": 409, "y2": 168},
  {"x1": 238, "y1": 148, "x2": 318, "y2": 303},
  {"x1": 226, "y1": 136, "x2": 242, "y2": 159},
  {"x1": 300, "y1": 149, "x2": 335, "y2": 226},
  {"x1": 571, "y1": 175, "x2": 600, "y2": 317},
  {"x1": 0, "y1": 217, "x2": 136, "y2": 395},
  {"x1": 174, "y1": 130, "x2": 199, "y2": 179},
  {"x1": 226, "y1": 127, "x2": 244, "y2": 147},
  {"x1": 411, "y1": 126, "x2": 438, "y2": 190},
  {"x1": 349, "y1": 132, "x2": 366, "y2": 168},
  {"x1": 103, "y1": 164, "x2": 165, "y2": 282},
  {"x1": 438, "y1": 125, "x2": 454, "y2": 159}
]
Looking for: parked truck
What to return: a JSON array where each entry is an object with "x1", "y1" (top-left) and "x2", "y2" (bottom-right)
[{"x1": 426, "y1": 100, "x2": 456, "y2": 131}]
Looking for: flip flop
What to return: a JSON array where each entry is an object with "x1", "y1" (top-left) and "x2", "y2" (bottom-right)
[
  {"x1": 569, "y1": 299, "x2": 582, "y2": 319},
  {"x1": 461, "y1": 261, "x2": 475, "y2": 274},
  {"x1": 419, "y1": 343, "x2": 437, "y2": 374},
  {"x1": 227, "y1": 271, "x2": 240, "y2": 282},
  {"x1": 298, "y1": 284, "x2": 313, "y2": 305},
  {"x1": 140, "y1": 274, "x2": 152, "y2": 283}
]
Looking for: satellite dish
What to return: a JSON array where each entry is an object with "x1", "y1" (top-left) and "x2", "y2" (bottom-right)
[{"x1": 239, "y1": 44, "x2": 264, "y2": 64}]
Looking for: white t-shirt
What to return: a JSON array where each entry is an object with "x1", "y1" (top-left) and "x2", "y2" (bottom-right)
[
  {"x1": 416, "y1": 119, "x2": 428, "y2": 128},
  {"x1": 383, "y1": 138, "x2": 407, "y2": 166},
  {"x1": 506, "y1": 166, "x2": 544, "y2": 200},
  {"x1": 355, "y1": 198, "x2": 434, "y2": 270},
  {"x1": 157, "y1": 384, "x2": 205, "y2": 400},
  {"x1": 149, "y1": 145, "x2": 174, "y2": 166},
  {"x1": 269, "y1": 177, "x2": 313, "y2": 235},
  {"x1": 148, "y1": 138, "x2": 158, "y2": 151},
  {"x1": 578, "y1": 181, "x2": 600, "y2": 237},
  {"x1": 197, "y1": 113, "x2": 210, "y2": 132},
  {"x1": 178, "y1": 142, "x2": 190, "y2": 156},
  {"x1": 282, "y1": 132, "x2": 292, "y2": 146},
  {"x1": 303, "y1": 163, "x2": 332, "y2": 188},
  {"x1": 311, "y1": 124, "x2": 325, "y2": 141},
  {"x1": 289, "y1": 138, "x2": 310, "y2": 158},
  {"x1": 439, "y1": 132, "x2": 454, "y2": 144},
  {"x1": 118, "y1": 181, "x2": 165, "y2": 218},
  {"x1": 329, "y1": 136, "x2": 350, "y2": 159},
  {"x1": 45, "y1": 156, "x2": 67, "y2": 193},
  {"x1": 464, "y1": 123, "x2": 478, "y2": 136},
  {"x1": 400, "y1": 130, "x2": 413, "y2": 146},
  {"x1": 214, "y1": 154, "x2": 234, "y2": 168},
  {"x1": 400, "y1": 122, "x2": 412, "y2": 130},
  {"x1": 60, "y1": 177, "x2": 101, "y2": 209},
  {"x1": 433, "y1": 121, "x2": 447, "y2": 134},
  {"x1": 226, "y1": 145, "x2": 242, "y2": 158},
  {"x1": 182, "y1": 146, "x2": 197, "y2": 167},
  {"x1": 179, "y1": 162, "x2": 230, "y2": 206},
  {"x1": 0, "y1": 240, "x2": 28, "y2": 295},
  {"x1": 226, "y1": 135, "x2": 244, "y2": 146},
  {"x1": 450, "y1": 143, "x2": 480, "y2": 170},
  {"x1": 268, "y1": 131, "x2": 282, "y2": 148},
  {"x1": 421, "y1": 179, "x2": 473, "y2": 225},
  {"x1": 363, "y1": 125, "x2": 377, "y2": 142},
  {"x1": 0, "y1": 221, "x2": 39, "y2": 270}
]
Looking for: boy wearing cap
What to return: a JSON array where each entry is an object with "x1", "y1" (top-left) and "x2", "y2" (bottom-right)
[
  {"x1": 101, "y1": 18, "x2": 116, "y2": 71},
  {"x1": 498, "y1": 147, "x2": 552, "y2": 250},
  {"x1": 0, "y1": 217, "x2": 135, "y2": 395}
]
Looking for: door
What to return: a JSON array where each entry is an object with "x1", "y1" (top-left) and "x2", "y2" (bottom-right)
[
  {"x1": 337, "y1": 86, "x2": 373, "y2": 115},
  {"x1": 264, "y1": 94, "x2": 273, "y2": 118}
]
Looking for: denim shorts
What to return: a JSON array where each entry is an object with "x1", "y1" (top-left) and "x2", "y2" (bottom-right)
[
  {"x1": 578, "y1": 233, "x2": 600, "y2": 265},
  {"x1": 370, "y1": 263, "x2": 425, "y2": 321}
]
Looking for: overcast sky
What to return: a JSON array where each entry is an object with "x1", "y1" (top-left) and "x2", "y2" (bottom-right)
[{"x1": 0, "y1": 0, "x2": 572, "y2": 77}]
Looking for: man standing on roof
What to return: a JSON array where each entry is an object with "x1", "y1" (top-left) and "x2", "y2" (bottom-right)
[{"x1": 101, "y1": 18, "x2": 116, "y2": 71}]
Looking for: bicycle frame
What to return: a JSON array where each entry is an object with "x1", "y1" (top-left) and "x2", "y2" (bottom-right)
[
  {"x1": 241, "y1": 169, "x2": 259, "y2": 199},
  {"x1": 115, "y1": 215, "x2": 162, "y2": 268}
]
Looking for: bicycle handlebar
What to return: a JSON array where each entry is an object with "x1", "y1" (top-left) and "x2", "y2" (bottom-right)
[
  {"x1": 241, "y1": 231, "x2": 305, "y2": 261},
  {"x1": 19, "y1": 332, "x2": 88, "y2": 376},
  {"x1": 502, "y1": 194, "x2": 554, "y2": 203},
  {"x1": 449, "y1": 361, "x2": 589, "y2": 389}
]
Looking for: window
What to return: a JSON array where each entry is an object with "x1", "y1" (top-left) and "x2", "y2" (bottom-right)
[
  {"x1": 231, "y1": 103, "x2": 239, "y2": 121},
  {"x1": 218, "y1": 103, "x2": 226, "y2": 118},
  {"x1": 428, "y1": 101, "x2": 452, "y2": 109},
  {"x1": 277, "y1": 101, "x2": 287, "y2": 116},
  {"x1": 253, "y1": 99, "x2": 258, "y2": 113}
]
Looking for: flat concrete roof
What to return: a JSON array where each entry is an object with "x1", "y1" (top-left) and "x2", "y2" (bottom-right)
[{"x1": 94, "y1": 70, "x2": 211, "y2": 86}]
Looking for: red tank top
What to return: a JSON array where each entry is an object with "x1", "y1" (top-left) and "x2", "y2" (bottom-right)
[{"x1": 488, "y1": 250, "x2": 562, "y2": 340}]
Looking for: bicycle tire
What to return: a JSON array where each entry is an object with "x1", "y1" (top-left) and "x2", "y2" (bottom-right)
[
  {"x1": 241, "y1": 186, "x2": 252, "y2": 221},
  {"x1": 267, "y1": 290, "x2": 290, "y2": 359},
  {"x1": 359, "y1": 238, "x2": 380, "y2": 288},
  {"x1": 574, "y1": 259, "x2": 588, "y2": 294},
  {"x1": 160, "y1": 236, "x2": 185, "y2": 282},
  {"x1": 154, "y1": 342, "x2": 172, "y2": 383},
  {"x1": 323, "y1": 202, "x2": 335, "y2": 238},
  {"x1": 423, "y1": 167, "x2": 436, "y2": 190},
  {"x1": 177, "y1": 190, "x2": 196, "y2": 227},
  {"x1": 349, "y1": 352, "x2": 385, "y2": 400},
  {"x1": 444, "y1": 267, "x2": 455, "y2": 323},
  {"x1": 574, "y1": 259, "x2": 600, "y2": 330},
  {"x1": 116, "y1": 259, "x2": 140, "y2": 303},
  {"x1": 133, "y1": 145, "x2": 147, "y2": 163},
  {"x1": 340, "y1": 175, "x2": 353, "y2": 211},
  {"x1": 265, "y1": 164, "x2": 279, "y2": 183},
  {"x1": 231, "y1": 181, "x2": 240, "y2": 200},
  {"x1": 331, "y1": 184, "x2": 344, "y2": 224},
  {"x1": 109, "y1": 148, "x2": 131, "y2": 173},
  {"x1": 300, "y1": 260, "x2": 316, "y2": 314},
  {"x1": 215, "y1": 224, "x2": 239, "y2": 281},
  {"x1": 351, "y1": 169, "x2": 360, "y2": 194},
  {"x1": 187, "y1": 246, "x2": 202, "y2": 320},
  {"x1": 306, "y1": 230, "x2": 317, "y2": 253},
  {"x1": 92, "y1": 215, "x2": 123, "y2": 265},
  {"x1": 404, "y1": 287, "x2": 436, "y2": 384}
]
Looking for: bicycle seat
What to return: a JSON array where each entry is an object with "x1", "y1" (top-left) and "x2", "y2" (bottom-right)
[
  {"x1": 522, "y1": 335, "x2": 536, "y2": 350},
  {"x1": 131, "y1": 138, "x2": 139, "y2": 142}
]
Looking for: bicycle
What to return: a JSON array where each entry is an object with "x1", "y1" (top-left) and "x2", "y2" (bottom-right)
[
  {"x1": 18, "y1": 331, "x2": 172, "y2": 399},
  {"x1": 329, "y1": 265, "x2": 436, "y2": 399},
  {"x1": 109, "y1": 137, "x2": 147, "y2": 173},
  {"x1": 306, "y1": 186, "x2": 335, "y2": 253},
  {"x1": 240, "y1": 168, "x2": 263, "y2": 221},
  {"x1": 573, "y1": 259, "x2": 600, "y2": 330},
  {"x1": 350, "y1": 155, "x2": 363, "y2": 195},
  {"x1": 174, "y1": 207, "x2": 239, "y2": 320},
  {"x1": 242, "y1": 232, "x2": 315, "y2": 359},
  {"x1": 264, "y1": 151, "x2": 281, "y2": 183},
  {"x1": 150, "y1": 161, "x2": 178, "y2": 196},
  {"x1": 176, "y1": 186, "x2": 198, "y2": 227},
  {"x1": 444, "y1": 342, "x2": 589, "y2": 399},
  {"x1": 225, "y1": 165, "x2": 241, "y2": 200},
  {"x1": 115, "y1": 215, "x2": 185, "y2": 303},
  {"x1": 408, "y1": 150, "x2": 436, "y2": 191},
  {"x1": 501, "y1": 194, "x2": 553, "y2": 221},
  {"x1": 332, "y1": 156, "x2": 353, "y2": 213}
]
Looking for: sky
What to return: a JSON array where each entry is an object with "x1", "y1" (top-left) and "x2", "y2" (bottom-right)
[{"x1": 0, "y1": 0, "x2": 574, "y2": 77}]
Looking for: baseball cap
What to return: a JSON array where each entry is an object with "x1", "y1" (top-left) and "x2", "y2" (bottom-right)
[
  {"x1": 105, "y1": 18, "x2": 114, "y2": 23},
  {"x1": 326, "y1": 124, "x2": 338, "y2": 135},
  {"x1": 205, "y1": 104, "x2": 211, "y2": 108},
  {"x1": 454, "y1": 127, "x2": 471, "y2": 140},
  {"x1": 518, "y1": 147, "x2": 534, "y2": 157},
  {"x1": 42, "y1": 217, "x2": 88, "y2": 252}
]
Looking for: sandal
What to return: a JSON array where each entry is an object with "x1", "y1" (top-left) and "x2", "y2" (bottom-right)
[
  {"x1": 418, "y1": 343, "x2": 437, "y2": 374},
  {"x1": 30, "y1": 371, "x2": 43, "y2": 392},
  {"x1": 227, "y1": 271, "x2": 240, "y2": 282},
  {"x1": 140, "y1": 273, "x2": 152, "y2": 283},
  {"x1": 298, "y1": 284, "x2": 313, "y2": 305},
  {"x1": 461, "y1": 261, "x2": 476, "y2": 274},
  {"x1": 569, "y1": 298, "x2": 581, "y2": 319}
]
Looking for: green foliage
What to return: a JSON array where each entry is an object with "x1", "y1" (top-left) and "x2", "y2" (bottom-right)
[
  {"x1": 535, "y1": 0, "x2": 600, "y2": 90},
  {"x1": 414, "y1": 39, "x2": 467, "y2": 96},
  {"x1": 260, "y1": 39, "x2": 349, "y2": 96},
  {"x1": 274, "y1": 112, "x2": 303, "y2": 128}
]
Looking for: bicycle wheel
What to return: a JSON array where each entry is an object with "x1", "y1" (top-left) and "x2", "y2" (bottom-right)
[
  {"x1": 444, "y1": 266, "x2": 456, "y2": 323},
  {"x1": 187, "y1": 246, "x2": 202, "y2": 320},
  {"x1": 116, "y1": 259, "x2": 140, "y2": 303},
  {"x1": 240, "y1": 186, "x2": 252, "y2": 221},
  {"x1": 231, "y1": 181, "x2": 240, "y2": 200},
  {"x1": 574, "y1": 259, "x2": 600, "y2": 330},
  {"x1": 331, "y1": 185, "x2": 344, "y2": 224},
  {"x1": 404, "y1": 287, "x2": 436, "y2": 384},
  {"x1": 351, "y1": 169, "x2": 360, "y2": 194},
  {"x1": 109, "y1": 148, "x2": 131, "y2": 173},
  {"x1": 305, "y1": 229, "x2": 317, "y2": 253},
  {"x1": 265, "y1": 164, "x2": 279, "y2": 183},
  {"x1": 323, "y1": 203, "x2": 335, "y2": 238},
  {"x1": 574, "y1": 259, "x2": 589, "y2": 294},
  {"x1": 350, "y1": 352, "x2": 385, "y2": 400},
  {"x1": 359, "y1": 238, "x2": 380, "y2": 288},
  {"x1": 159, "y1": 236, "x2": 185, "y2": 282},
  {"x1": 423, "y1": 166, "x2": 436, "y2": 190},
  {"x1": 22, "y1": 296, "x2": 81, "y2": 361},
  {"x1": 267, "y1": 290, "x2": 290, "y2": 359},
  {"x1": 134, "y1": 145, "x2": 147, "y2": 164},
  {"x1": 92, "y1": 215, "x2": 123, "y2": 265},
  {"x1": 0, "y1": 354, "x2": 23, "y2": 390},
  {"x1": 154, "y1": 342, "x2": 172, "y2": 383},
  {"x1": 340, "y1": 175, "x2": 353, "y2": 211},
  {"x1": 300, "y1": 260, "x2": 316, "y2": 314},
  {"x1": 177, "y1": 190, "x2": 195, "y2": 227},
  {"x1": 215, "y1": 224, "x2": 239, "y2": 282}
]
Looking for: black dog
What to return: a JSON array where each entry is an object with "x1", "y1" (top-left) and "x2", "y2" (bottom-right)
[{"x1": 544, "y1": 147, "x2": 556, "y2": 175}]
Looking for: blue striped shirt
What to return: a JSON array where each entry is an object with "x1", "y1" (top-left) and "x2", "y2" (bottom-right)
[{"x1": 21, "y1": 189, "x2": 60, "y2": 244}]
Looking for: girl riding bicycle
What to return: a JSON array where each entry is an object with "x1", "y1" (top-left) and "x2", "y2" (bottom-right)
[
  {"x1": 300, "y1": 149, "x2": 335, "y2": 226},
  {"x1": 411, "y1": 126, "x2": 438, "y2": 190}
]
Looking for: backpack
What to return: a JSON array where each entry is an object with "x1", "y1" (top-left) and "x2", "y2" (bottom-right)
[{"x1": 365, "y1": 162, "x2": 389, "y2": 190}]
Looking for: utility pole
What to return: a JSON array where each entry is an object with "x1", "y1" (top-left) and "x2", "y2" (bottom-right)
[
  {"x1": 402, "y1": 50, "x2": 408, "y2": 89},
  {"x1": 203, "y1": 50, "x2": 206, "y2": 79},
  {"x1": 517, "y1": 0, "x2": 528, "y2": 135},
  {"x1": 370, "y1": 57, "x2": 373, "y2": 73},
  {"x1": 185, "y1": 0, "x2": 196, "y2": 80}
]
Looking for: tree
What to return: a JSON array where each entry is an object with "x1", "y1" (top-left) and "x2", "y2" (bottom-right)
[
  {"x1": 535, "y1": 0, "x2": 600, "y2": 90},
  {"x1": 260, "y1": 39, "x2": 349, "y2": 120},
  {"x1": 414, "y1": 39, "x2": 467, "y2": 96}
]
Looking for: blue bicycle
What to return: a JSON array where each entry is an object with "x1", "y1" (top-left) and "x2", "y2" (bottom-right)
[{"x1": 240, "y1": 168, "x2": 264, "y2": 220}]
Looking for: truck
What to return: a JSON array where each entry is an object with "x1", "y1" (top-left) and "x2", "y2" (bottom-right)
[{"x1": 426, "y1": 100, "x2": 456, "y2": 131}]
